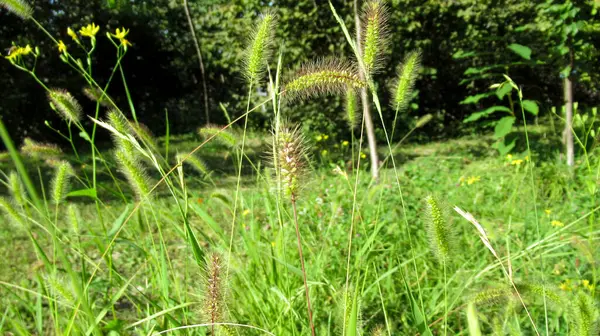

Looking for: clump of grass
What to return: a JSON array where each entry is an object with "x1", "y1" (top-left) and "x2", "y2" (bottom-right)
[
  {"x1": 0, "y1": 0, "x2": 33, "y2": 20},
  {"x1": 361, "y1": 0, "x2": 389, "y2": 76},
  {"x1": 391, "y1": 51, "x2": 421, "y2": 114},
  {"x1": 50, "y1": 161, "x2": 73, "y2": 204},
  {"x1": 244, "y1": 11, "x2": 277, "y2": 85},
  {"x1": 48, "y1": 89, "x2": 83, "y2": 124},
  {"x1": 283, "y1": 59, "x2": 366, "y2": 101}
]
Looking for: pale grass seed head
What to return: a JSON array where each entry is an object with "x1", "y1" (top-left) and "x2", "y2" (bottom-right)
[
  {"x1": 130, "y1": 121, "x2": 158, "y2": 153},
  {"x1": 244, "y1": 11, "x2": 277, "y2": 85},
  {"x1": 50, "y1": 161, "x2": 73, "y2": 204},
  {"x1": 273, "y1": 124, "x2": 309, "y2": 198},
  {"x1": 201, "y1": 253, "x2": 227, "y2": 333},
  {"x1": 8, "y1": 171, "x2": 27, "y2": 208},
  {"x1": 0, "y1": 0, "x2": 33, "y2": 19},
  {"x1": 198, "y1": 125, "x2": 238, "y2": 148},
  {"x1": 114, "y1": 148, "x2": 151, "y2": 201},
  {"x1": 82, "y1": 86, "x2": 110, "y2": 107},
  {"x1": 20, "y1": 138, "x2": 62, "y2": 159},
  {"x1": 0, "y1": 196, "x2": 26, "y2": 227},
  {"x1": 283, "y1": 59, "x2": 366, "y2": 101},
  {"x1": 391, "y1": 51, "x2": 421, "y2": 113},
  {"x1": 361, "y1": 0, "x2": 389, "y2": 76},
  {"x1": 48, "y1": 89, "x2": 83, "y2": 124},
  {"x1": 177, "y1": 152, "x2": 210, "y2": 176},
  {"x1": 67, "y1": 203, "x2": 80, "y2": 234},
  {"x1": 336, "y1": 285, "x2": 363, "y2": 336},
  {"x1": 107, "y1": 110, "x2": 135, "y2": 156}
]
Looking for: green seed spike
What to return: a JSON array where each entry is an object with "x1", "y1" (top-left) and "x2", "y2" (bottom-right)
[
  {"x1": 423, "y1": 195, "x2": 453, "y2": 263},
  {"x1": 274, "y1": 124, "x2": 308, "y2": 198},
  {"x1": 20, "y1": 138, "x2": 62, "y2": 159},
  {"x1": 198, "y1": 125, "x2": 238, "y2": 148},
  {"x1": 469, "y1": 286, "x2": 512, "y2": 307},
  {"x1": 361, "y1": 0, "x2": 389, "y2": 76},
  {"x1": 0, "y1": 0, "x2": 33, "y2": 19},
  {"x1": 245, "y1": 11, "x2": 277, "y2": 85},
  {"x1": 51, "y1": 161, "x2": 73, "y2": 204},
  {"x1": 8, "y1": 171, "x2": 27, "y2": 208},
  {"x1": 107, "y1": 110, "x2": 135, "y2": 157},
  {"x1": 48, "y1": 89, "x2": 82, "y2": 123},
  {"x1": 0, "y1": 196, "x2": 26, "y2": 227},
  {"x1": 391, "y1": 51, "x2": 421, "y2": 113},
  {"x1": 345, "y1": 86, "x2": 360, "y2": 129},
  {"x1": 177, "y1": 153, "x2": 210, "y2": 176},
  {"x1": 284, "y1": 59, "x2": 366, "y2": 101},
  {"x1": 114, "y1": 149, "x2": 150, "y2": 200}
]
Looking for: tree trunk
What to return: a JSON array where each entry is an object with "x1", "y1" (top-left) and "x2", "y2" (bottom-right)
[
  {"x1": 354, "y1": 0, "x2": 380, "y2": 180},
  {"x1": 183, "y1": 0, "x2": 210, "y2": 124},
  {"x1": 564, "y1": 45, "x2": 574, "y2": 167}
]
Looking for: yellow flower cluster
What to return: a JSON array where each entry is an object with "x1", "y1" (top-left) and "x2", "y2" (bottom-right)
[
  {"x1": 315, "y1": 134, "x2": 329, "y2": 142},
  {"x1": 4, "y1": 45, "x2": 32, "y2": 61},
  {"x1": 559, "y1": 279, "x2": 595, "y2": 292},
  {"x1": 505, "y1": 154, "x2": 528, "y2": 166},
  {"x1": 551, "y1": 220, "x2": 564, "y2": 227},
  {"x1": 459, "y1": 176, "x2": 481, "y2": 186},
  {"x1": 111, "y1": 27, "x2": 131, "y2": 47},
  {"x1": 79, "y1": 23, "x2": 100, "y2": 38}
]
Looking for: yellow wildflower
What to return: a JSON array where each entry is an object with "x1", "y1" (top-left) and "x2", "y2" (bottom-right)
[
  {"x1": 79, "y1": 23, "x2": 100, "y2": 38},
  {"x1": 581, "y1": 280, "x2": 594, "y2": 291},
  {"x1": 551, "y1": 220, "x2": 564, "y2": 227},
  {"x1": 111, "y1": 27, "x2": 129, "y2": 41},
  {"x1": 67, "y1": 27, "x2": 78, "y2": 42},
  {"x1": 323, "y1": 134, "x2": 329, "y2": 140},
  {"x1": 121, "y1": 39, "x2": 132, "y2": 49},
  {"x1": 511, "y1": 159, "x2": 524, "y2": 166},
  {"x1": 57, "y1": 40, "x2": 67, "y2": 53},
  {"x1": 242, "y1": 209, "x2": 250, "y2": 217},
  {"x1": 467, "y1": 176, "x2": 481, "y2": 185},
  {"x1": 559, "y1": 280, "x2": 572, "y2": 291},
  {"x1": 315, "y1": 135, "x2": 322, "y2": 142},
  {"x1": 506, "y1": 154, "x2": 513, "y2": 161},
  {"x1": 360, "y1": 152, "x2": 367, "y2": 159},
  {"x1": 525, "y1": 155, "x2": 529, "y2": 161},
  {"x1": 321, "y1": 149, "x2": 328, "y2": 156},
  {"x1": 544, "y1": 209, "x2": 552, "y2": 216},
  {"x1": 4, "y1": 45, "x2": 32, "y2": 61},
  {"x1": 342, "y1": 140, "x2": 349, "y2": 146}
]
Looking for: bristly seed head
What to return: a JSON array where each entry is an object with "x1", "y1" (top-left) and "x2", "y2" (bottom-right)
[
  {"x1": 51, "y1": 161, "x2": 74, "y2": 204},
  {"x1": 198, "y1": 125, "x2": 238, "y2": 148},
  {"x1": 274, "y1": 124, "x2": 308, "y2": 198},
  {"x1": 423, "y1": 195, "x2": 454, "y2": 264},
  {"x1": 244, "y1": 11, "x2": 277, "y2": 85},
  {"x1": 345, "y1": 86, "x2": 361, "y2": 129},
  {"x1": 283, "y1": 59, "x2": 366, "y2": 101},
  {"x1": 391, "y1": 51, "x2": 421, "y2": 113},
  {"x1": 0, "y1": 0, "x2": 33, "y2": 19},
  {"x1": 82, "y1": 86, "x2": 110, "y2": 107},
  {"x1": 202, "y1": 253, "x2": 226, "y2": 334},
  {"x1": 361, "y1": 0, "x2": 389, "y2": 76},
  {"x1": 20, "y1": 138, "x2": 62, "y2": 159},
  {"x1": 48, "y1": 89, "x2": 82, "y2": 124},
  {"x1": 114, "y1": 148, "x2": 151, "y2": 200}
]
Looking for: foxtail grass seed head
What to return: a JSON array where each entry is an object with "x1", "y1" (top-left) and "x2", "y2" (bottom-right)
[
  {"x1": 470, "y1": 287, "x2": 512, "y2": 307},
  {"x1": 67, "y1": 204, "x2": 80, "y2": 234},
  {"x1": 423, "y1": 195, "x2": 454, "y2": 263},
  {"x1": 51, "y1": 161, "x2": 73, "y2": 204},
  {"x1": 244, "y1": 11, "x2": 276, "y2": 85},
  {"x1": 0, "y1": 0, "x2": 32, "y2": 19},
  {"x1": 20, "y1": 138, "x2": 62, "y2": 159},
  {"x1": 0, "y1": 196, "x2": 26, "y2": 227},
  {"x1": 202, "y1": 253, "x2": 226, "y2": 330},
  {"x1": 274, "y1": 125, "x2": 308, "y2": 198},
  {"x1": 114, "y1": 149, "x2": 151, "y2": 200},
  {"x1": 82, "y1": 86, "x2": 110, "y2": 107},
  {"x1": 48, "y1": 89, "x2": 82, "y2": 123},
  {"x1": 8, "y1": 171, "x2": 27, "y2": 208},
  {"x1": 415, "y1": 113, "x2": 433, "y2": 128},
  {"x1": 391, "y1": 51, "x2": 421, "y2": 113},
  {"x1": 107, "y1": 110, "x2": 135, "y2": 156},
  {"x1": 198, "y1": 125, "x2": 238, "y2": 148},
  {"x1": 177, "y1": 153, "x2": 210, "y2": 176},
  {"x1": 370, "y1": 326, "x2": 385, "y2": 336},
  {"x1": 131, "y1": 122, "x2": 158, "y2": 153},
  {"x1": 336, "y1": 286, "x2": 363, "y2": 336},
  {"x1": 571, "y1": 291, "x2": 600, "y2": 336},
  {"x1": 345, "y1": 86, "x2": 360, "y2": 129},
  {"x1": 361, "y1": 0, "x2": 389, "y2": 76},
  {"x1": 284, "y1": 59, "x2": 366, "y2": 101}
]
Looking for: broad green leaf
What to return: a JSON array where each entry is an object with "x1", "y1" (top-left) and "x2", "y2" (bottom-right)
[
  {"x1": 492, "y1": 137, "x2": 517, "y2": 155},
  {"x1": 508, "y1": 43, "x2": 532, "y2": 60},
  {"x1": 66, "y1": 188, "x2": 97, "y2": 200},
  {"x1": 495, "y1": 83, "x2": 512, "y2": 100},
  {"x1": 494, "y1": 116, "x2": 515, "y2": 139},
  {"x1": 521, "y1": 100, "x2": 539, "y2": 115},
  {"x1": 460, "y1": 92, "x2": 494, "y2": 105},
  {"x1": 464, "y1": 106, "x2": 512, "y2": 123},
  {"x1": 108, "y1": 205, "x2": 132, "y2": 237}
]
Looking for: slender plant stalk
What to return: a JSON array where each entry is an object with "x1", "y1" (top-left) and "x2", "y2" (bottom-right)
[
  {"x1": 291, "y1": 194, "x2": 316, "y2": 336},
  {"x1": 183, "y1": 0, "x2": 210, "y2": 123}
]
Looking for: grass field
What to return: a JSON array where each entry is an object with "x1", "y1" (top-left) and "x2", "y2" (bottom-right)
[{"x1": 1, "y1": 123, "x2": 599, "y2": 335}]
